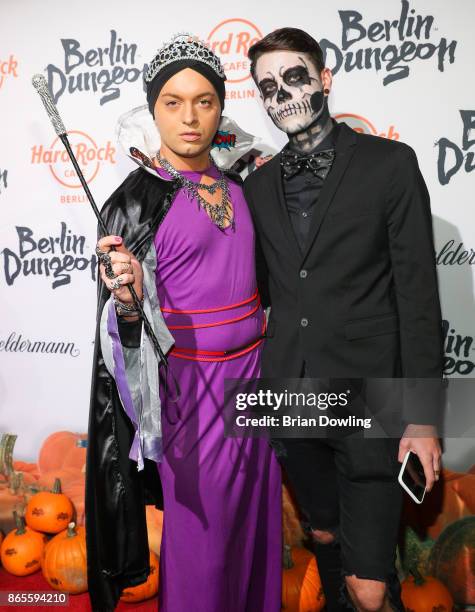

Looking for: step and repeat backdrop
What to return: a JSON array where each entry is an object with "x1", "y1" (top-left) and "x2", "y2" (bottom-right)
[{"x1": 0, "y1": 0, "x2": 474, "y2": 469}]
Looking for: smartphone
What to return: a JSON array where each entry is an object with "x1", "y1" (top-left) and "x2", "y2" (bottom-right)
[{"x1": 398, "y1": 450, "x2": 427, "y2": 504}]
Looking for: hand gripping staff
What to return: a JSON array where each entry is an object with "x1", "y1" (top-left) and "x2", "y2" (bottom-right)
[{"x1": 32, "y1": 74, "x2": 179, "y2": 400}]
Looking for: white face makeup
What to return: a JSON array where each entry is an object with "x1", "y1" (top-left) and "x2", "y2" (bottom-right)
[{"x1": 255, "y1": 51, "x2": 324, "y2": 135}]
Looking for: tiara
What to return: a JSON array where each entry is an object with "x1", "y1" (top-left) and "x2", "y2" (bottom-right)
[{"x1": 145, "y1": 32, "x2": 226, "y2": 83}]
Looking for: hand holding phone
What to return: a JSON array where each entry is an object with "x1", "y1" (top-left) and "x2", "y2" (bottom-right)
[{"x1": 398, "y1": 450, "x2": 427, "y2": 504}]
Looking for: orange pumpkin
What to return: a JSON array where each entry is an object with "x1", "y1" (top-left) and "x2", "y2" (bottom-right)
[
  {"x1": 120, "y1": 550, "x2": 159, "y2": 603},
  {"x1": 401, "y1": 567, "x2": 454, "y2": 612},
  {"x1": 38, "y1": 432, "x2": 87, "y2": 475},
  {"x1": 282, "y1": 545, "x2": 325, "y2": 612},
  {"x1": 146, "y1": 505, "x2": 163, "y2": 557},
  {"x1": 36, "y1": 468, "x2": 82, "y2": 491},
  {"x1": 0, "y1": 511, "x2": 46, "y2": 576},
  {"x1": 25, "y1": 478, "x2": 74, "y2": 533},
  {"x1": 42, "y1": 522, "x2": 87, "y2": 594},
  {"x1": 61, "y1": 476, "x2": 85, "y2": 526},
  {"x1": 403, "y1": 468, "x2": 475, "y2": 540}
]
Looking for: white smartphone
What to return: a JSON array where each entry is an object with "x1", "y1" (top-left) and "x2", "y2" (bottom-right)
[{"x1": 398, "y1": 450, "x2": 427, "y2": 504}]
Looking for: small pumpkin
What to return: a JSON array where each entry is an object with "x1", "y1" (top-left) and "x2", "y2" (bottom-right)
[
  {"x1": 25, "y1": 478, "x2": 74, "y2": 533},
  {"x1": 0, "y1": 511, "x2": 46, "y2": 576},
  {"x1": 282, "y1": 544, "x2": 325, "y2": 612},
  {"x1": 120, "y1": 550, "x2": 159, "y2": 603},
  {"x1": 42, "y1": 521, "x2": 87, "y2": 594},
  {"x1": 401, "y1": 566, "x2": 454, "y2": 612}
]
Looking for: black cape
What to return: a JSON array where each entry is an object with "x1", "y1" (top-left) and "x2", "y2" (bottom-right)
[{"x1": 85, "y1": 166, "x2": 241, "y2": 611}]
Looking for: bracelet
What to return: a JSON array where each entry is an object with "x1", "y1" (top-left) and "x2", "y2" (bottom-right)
[{"x1": 113, "y1": 296, "x2": 144, "y2": 317}]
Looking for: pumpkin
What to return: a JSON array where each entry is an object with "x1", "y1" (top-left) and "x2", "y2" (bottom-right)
[
  {"x1": 62, "y1": 438, "x2": 87, "y2": 471},
  {"x1": 428, "y1": 516, "x2": 475, "y2": 607},
  {"x1": 61, "y1": 476, "x2": 85, "y2": 526},
  {"x1": 25, "y1": 478, "x2": 74, "y2": 533},
  {"x1": 0, "y1": 511, "x2": 46, "y2": 576},
  {"x1": 36, "y1": 468, "x2": 82, "y2": 491},
  {"x1": 402, "y1": 468, "x2": 475, "y2": 540},
  {"x1": 38, "y1": 432, "x2": 87, "y2": 475},
  {"x1": 401, "y1": 566, "x2": 454, "y2": 612},
  {"x1": 42, "y1": 522, "x2": 87, "y2": 594},
  {"x1": 120, "y1": 550, "x2": 159, "y2": 602},
  {"x1": 146, "y1": 505, "x2": 163, "y2": 557},
  {"x1": 282, "y1": 545, "x2": 325, "y2": 612}
]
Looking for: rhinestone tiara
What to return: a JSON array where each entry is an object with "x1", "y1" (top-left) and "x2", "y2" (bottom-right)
[{"x1": 145, "y1": 32, "x2": 226, "y2": 83}]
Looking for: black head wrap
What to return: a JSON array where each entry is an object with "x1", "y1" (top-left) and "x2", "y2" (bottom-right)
[{"x1": 146, "y1": 59, "x2": 226, "y2": 117}]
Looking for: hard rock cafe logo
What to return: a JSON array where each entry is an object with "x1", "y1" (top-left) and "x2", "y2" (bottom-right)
[
  {"x1": 320, "y1": 0, "x2": 457, "y2": 86},
  {"x1": 207, "y1": 18, "x2": 262, "y2": 100},
  {"x1": 0, "y1": 55, "x2": 19, "y2": 89},
  {"x1": 436, "y1": 110, "x2": 475, "y2": 185},
  {"x1": 30, "y1": 130, "x2": 116, "y2": 200},
  {"x1": 334, "y1": 113, "x2": 399, "y2": 140}
]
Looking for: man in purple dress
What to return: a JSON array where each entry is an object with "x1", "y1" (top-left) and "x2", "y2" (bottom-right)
[{"x1": 86, "y1": 35, "x2": 281, "y2": 612}]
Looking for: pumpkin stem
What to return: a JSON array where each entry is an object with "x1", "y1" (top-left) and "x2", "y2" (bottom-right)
[
  {"x1": 52, "y1": 478, "x2": 62, "y2": 494},
  {"x1": 67, "y1": 522, "x2": 77, "y2": 538},
  {"x1": 13, "y1": 510, "x2": 26, "y2": 535},
  {"x1": 283, "y1": 544, "x2": 294, "y2": 570},
  {"x1": 409, "y1": 566, "x2": 425, "y2": 586}
]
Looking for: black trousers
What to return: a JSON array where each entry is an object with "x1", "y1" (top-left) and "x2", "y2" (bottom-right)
[{"x1": 273, "y1": 368, "x2": 405, "y2": 610}]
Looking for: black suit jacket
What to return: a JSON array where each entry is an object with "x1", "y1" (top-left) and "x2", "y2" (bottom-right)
[{"x1": 243, "y1": 122, "x2": 444, "y2": 424}]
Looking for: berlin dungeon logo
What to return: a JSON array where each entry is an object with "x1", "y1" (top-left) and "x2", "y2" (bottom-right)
[
  {"x1": 45, "y1": 30, "x2": 145, "y2": 105},
  {"x1": 1, "y1": 222, "x2": 97, "y2": 289},
  {"x1": 0, "y1": 168, "x2": 7, "y2": 194},
  {"x1": 436, "y1": 111, "x2": 475, "y2": 185},
  {"x1": 320, "y1": 0, "x2": 457, "y2": 85},
  {"x1": 443, "y1": 320, "x2": 474, "y2": 376}
]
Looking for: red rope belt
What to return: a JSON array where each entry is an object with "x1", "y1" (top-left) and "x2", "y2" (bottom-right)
[{"x1": 162, "y1": 290, "x2": 266, "y2": 362}]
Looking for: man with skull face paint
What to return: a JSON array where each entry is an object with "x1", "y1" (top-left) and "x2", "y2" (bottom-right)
[{"x1": 244, "y1": 28, "x2": 444, "y2": 612}]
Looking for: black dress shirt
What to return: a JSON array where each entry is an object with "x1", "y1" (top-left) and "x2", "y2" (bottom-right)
[{"x1": 282, "y1": 124, "x2": 337, "y2": 252}]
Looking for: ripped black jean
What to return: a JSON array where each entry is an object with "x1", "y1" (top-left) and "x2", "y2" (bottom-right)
[{"x1": 274, "y1": 435, "x2": 405, "y2": 611}]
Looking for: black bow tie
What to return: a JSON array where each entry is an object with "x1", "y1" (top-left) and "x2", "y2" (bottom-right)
[{"x1": 281, "y1": 148, "x2": 336, "y2": 180}]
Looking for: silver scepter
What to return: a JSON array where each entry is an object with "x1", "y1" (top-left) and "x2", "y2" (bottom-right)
[{"x1": 31, "y1": 74, "x2": 172, "y2": 369}]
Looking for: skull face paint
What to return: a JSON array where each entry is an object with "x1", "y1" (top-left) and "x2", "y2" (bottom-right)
[{"x1": 255, "y1": 51, "x2": 324, "y2": 135}]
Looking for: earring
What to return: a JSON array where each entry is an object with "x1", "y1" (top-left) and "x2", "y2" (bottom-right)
[{"x1": 324, "y1": 88, "x2": 330, "y2": 95}]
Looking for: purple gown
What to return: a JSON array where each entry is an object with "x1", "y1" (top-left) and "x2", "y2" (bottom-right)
[{"x1": 153, "y1": 165, "x2": 282, "y2": 612}]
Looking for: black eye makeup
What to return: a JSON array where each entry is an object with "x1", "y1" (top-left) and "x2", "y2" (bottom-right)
[
  {"x1": 258, "y1": 78, "x2": 278, "y2": 100},
  {"x1": 282, "y1": 65, "x2": 311, "y2": 87}
]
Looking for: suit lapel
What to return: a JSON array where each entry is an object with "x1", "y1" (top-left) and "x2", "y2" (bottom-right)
[
  {"x1": 300, "y1": 123, "x2": 357, "y2": 264},
  {"x1": 266, "y1": 153, "x2": 302, "y2": 260}
]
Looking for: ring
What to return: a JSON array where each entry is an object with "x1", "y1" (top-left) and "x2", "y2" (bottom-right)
[
  {"x1": 120, "y1": 262, "x2": 132, "y2": 274},
  {"x1": 109, "y1": 277, "x2": 123, "y2": 291}
]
